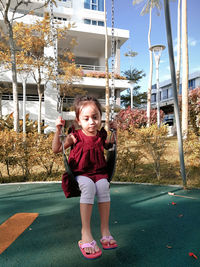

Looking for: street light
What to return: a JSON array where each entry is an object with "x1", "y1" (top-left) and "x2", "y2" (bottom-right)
[{"x1": 149, "y1": 44, "x2": 165, "y2": 128}]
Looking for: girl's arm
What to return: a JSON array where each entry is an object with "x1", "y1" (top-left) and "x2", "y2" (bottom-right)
[
  {"x1": 52, "y1": 117, "x2": 75, "y2": 153},
  {"x1": 104, "y1": 121, "x2": 117, "y2": 149}
]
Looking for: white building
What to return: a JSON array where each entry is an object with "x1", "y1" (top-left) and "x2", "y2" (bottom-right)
[{"x1": 0, "y1": 0, "x2": 130, "y2": 132}]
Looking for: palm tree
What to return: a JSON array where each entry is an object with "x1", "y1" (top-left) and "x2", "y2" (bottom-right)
[
  {"x1": 133, "y1": 0, "x2": 162, "y2": 127},
  {"x1": 181, "y1": 0, "x2": 189, "y2": 138},
  {"x1": 176, "y1": 0, "x2": 181, "y2": 95}
]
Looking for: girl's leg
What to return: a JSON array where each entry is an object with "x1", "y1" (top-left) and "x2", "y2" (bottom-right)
[
  {"x1": 96, "y1": 179, "x2": 117, "y2": 245},
  {"x1": 76, "y1": 176, "x2": 100, "y2": 254}
]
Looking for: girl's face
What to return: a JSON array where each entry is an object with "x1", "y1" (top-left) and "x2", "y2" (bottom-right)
[{"x1": 77, "y1": 103, "x2": 101, "y2": 136}]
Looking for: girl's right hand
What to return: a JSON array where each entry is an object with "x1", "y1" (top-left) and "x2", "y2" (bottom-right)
[{"x1": 55, "y1": 116, "x2": 65, "y2": 129}]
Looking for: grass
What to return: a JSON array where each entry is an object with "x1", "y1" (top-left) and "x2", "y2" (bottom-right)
[{"x1": 0, "y1": 136, "x2": 200, "y2": 189}]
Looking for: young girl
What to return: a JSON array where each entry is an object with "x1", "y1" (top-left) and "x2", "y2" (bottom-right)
[{"x1": 52, "y1": 96, "x2": 117, "y2": 259}]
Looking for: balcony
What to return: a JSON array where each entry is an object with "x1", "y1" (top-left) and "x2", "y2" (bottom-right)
[
  {"x1": 58, "y1": 0, "x2": 73, "y2": 8},
  {"x1": 78, "y1": 64, "x2": 106, "y2": 72}
]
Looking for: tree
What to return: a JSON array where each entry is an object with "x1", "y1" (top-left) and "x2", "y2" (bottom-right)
[
  {"x1": 133, "y1": 0, "x2": 162, "y2": 127},
  {"x1": 13, "y1": 14, "x2": 82, "y2": 133},
  {"x1": 121, "y1": 68, "x2": 146, "y2": 108},
  {"x1": 176, "y1": 0, "x2": 181, "y2": 95},
  {"x1": 181, "y1": 0, "x2": 189, "y2": 137},
  {"x1": 0, "y1": 0, "x2": 50, "y2": 132}
]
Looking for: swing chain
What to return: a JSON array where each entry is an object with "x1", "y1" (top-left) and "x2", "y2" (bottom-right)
[
  {"x1": 111, "y1": 0, "x2": 115, "y2": 122},
  {"x1": 49, "y1": 0, "x2": 62, "y2": 115}
]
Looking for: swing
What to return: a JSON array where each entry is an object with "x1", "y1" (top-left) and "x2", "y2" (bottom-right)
[{"x1": 49, "y1": 0, "x2": 117, "y2": 197}]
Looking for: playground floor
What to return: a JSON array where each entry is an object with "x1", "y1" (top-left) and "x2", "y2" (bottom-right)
[{"x1": 0, "y1": 182, "x2": 200, "y2": 267}]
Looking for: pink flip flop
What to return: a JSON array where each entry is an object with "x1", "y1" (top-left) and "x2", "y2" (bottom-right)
[
  {"x1": 78, "y1": 240, "x2": 102, "y2": 259},
  {"x1": 100, "y1": 235, "x2": 118, "y2": 250}
]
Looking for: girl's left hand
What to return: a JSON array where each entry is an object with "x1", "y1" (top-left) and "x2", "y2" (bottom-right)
[{"x1": 109, "y1": 121, "x2": 117, "y2": 132}]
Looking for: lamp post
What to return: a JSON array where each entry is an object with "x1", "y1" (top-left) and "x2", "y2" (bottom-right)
[{"x1": 149, "y1": 44, "x2": 165, "y2": 128}]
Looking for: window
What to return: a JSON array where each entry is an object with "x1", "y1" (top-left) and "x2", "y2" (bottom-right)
[
  {"x1": 98, "y1": 21, "x2": 104, "y2": 26},
  {"x1": 168, "y1": 88, "x2": 174, "y2": 98},
  {"x1": 54, "y1": 17, "x2": 67, "y2": 22},
  {"x1": 84, "y1": 19, "x2": 91, "y2": 24},
  {"x1": 188, "y1": 78, "x2": 195, "y2": 90},
  {"x1": 84, "y1": 19, "x2": 104, "y2": 26},
  {"x1": 84, "y1": 0, "x2": 104, "y2": 11},
  {"x1": 92, "y1": 0, "x2": 97, "y2": 10},
  {"x1": 162, "y1": 89, "x2": 168, "y2": 100},
  {"x1": 84, "y1": 0, "x2": 90, "y2": 9},
  {"x1": 151, "y1": 94, "x2": 156, "y2": 103}
]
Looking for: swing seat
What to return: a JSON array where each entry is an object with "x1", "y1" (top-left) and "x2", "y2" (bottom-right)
[
  {"x1": 62, "y1": 152, "x2": 81, "y2": 198},
  {"x1": 62, "y1": 172, "x2": 81, "y2": 198},
  {"x1": 107, "y1": 143, "x2": 117, "y2": 182}
]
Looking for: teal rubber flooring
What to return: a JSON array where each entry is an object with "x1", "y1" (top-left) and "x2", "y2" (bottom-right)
[{"x1": 0, "y1": 182, "x2": 200, "y2": 267}]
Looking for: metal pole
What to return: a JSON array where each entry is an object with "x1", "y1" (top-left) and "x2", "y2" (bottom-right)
[
  {"x1": 164, "y1": 0, "x2": 187, "y2": 187},
  {"x1": 155, "y1": 56, "x2": 160, "y2": 128},
  {"x1": 130, "y1": 82, "x2": 133, "y2": 109}
]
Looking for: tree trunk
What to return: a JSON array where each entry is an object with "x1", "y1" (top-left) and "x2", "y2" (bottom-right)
[
  {"x1": 146, "y1": 5, "x2": 153, "y2": 127},
  {"x1": 6, "y1": 22, "x2": 19, "y2": 132},
  {"x1": 38, "y1": 89, "x2": 42, "y2": 134},
  {"x1": 176, "y1": 0, "x2": 181, "y2": 95},
  {"x1": 181, "y1": 0, "x2": 189, "y2": 138},
  {"x1": 0, "y1": 93, "x2": 2, "y2": 119},
  {"x1": 22, "y1": 79, "x2": 27, "y2": 133}
]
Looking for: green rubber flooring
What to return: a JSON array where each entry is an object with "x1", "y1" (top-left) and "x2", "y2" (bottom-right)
[{"x1": 0, "y1": 182, "x2": 200, "y2": 267}]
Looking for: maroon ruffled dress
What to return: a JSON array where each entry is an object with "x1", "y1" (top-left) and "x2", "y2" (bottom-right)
[{"x1": 68, "y1": 127, "x2": 109, "y2": 182}]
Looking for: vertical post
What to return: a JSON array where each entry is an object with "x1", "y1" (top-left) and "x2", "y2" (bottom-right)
[
  {"x1": 155, "y1": 57, "x2": 160, "y2": 127},
  {"x1": 22, "y1": 79, "x2": 26, "y2": 134},
  {"x1": 164, "y1": 0, "x2": 187, "y2": 187},
  {"x1": 150, "y1": 45, "x2": 165, "y2": 128},
  {"x1": 130, "y1": 82, "x2": 133, "y2": 109}
]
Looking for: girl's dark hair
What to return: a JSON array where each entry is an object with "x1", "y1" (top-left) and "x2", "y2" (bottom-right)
[{"x1": 74, "y1": 95, "x2": 102, "y2": 120}]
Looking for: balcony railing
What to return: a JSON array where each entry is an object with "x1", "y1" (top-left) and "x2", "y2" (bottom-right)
[
  {"x1": 151, "y1": 96, "x2": 174, "y2": 105},
  {"x1": 58, "y1": 0, "x2": 72, "y2": 8},
  {"x1": 77, "y1": 64, "x2": 106, "y2": 72},
  {"x1": 2, "y1": 94, "x2": 44, "y2": 102}
]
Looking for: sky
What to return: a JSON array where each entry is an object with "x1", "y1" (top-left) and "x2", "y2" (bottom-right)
[{"x1": 106, "y1": 0, "x2": 200, "y2": 93}]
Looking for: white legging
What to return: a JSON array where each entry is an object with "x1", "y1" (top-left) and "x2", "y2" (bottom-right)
[{"x1": 76, "y1": 176, "x2": 110, "y2": 204}]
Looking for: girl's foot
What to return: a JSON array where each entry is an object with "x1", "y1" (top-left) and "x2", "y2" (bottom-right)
[
  {"x1": 78, "y1": 240, "x2": 102, "y2": 259},
  {"x1": 81, "y1": 232, "x2": 100, "y2": 254},
  {"x1": 100, "y1": 235, "x2": 118, "y2": 250}
]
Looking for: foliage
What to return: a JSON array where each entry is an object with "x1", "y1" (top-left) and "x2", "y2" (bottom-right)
[
  {"x1": 34, "y1": 133, "x2": 62, "y2": 177},
  {"x1": 116, "y1": 129, "x2": 144, "y2": 179},
  {"x1": 85, "y1": 71, "x2": 126, "y2": 80},
  {"x1": 0, "y1": 13, "x2": 83, "y2": 133},
  {"x1": 184, "y1": 131, "x2": 200, "y2": 167},
  {"x1": 0, "y1": 113, "x2": 46, "y2": 133},
  {"x1": 14, "y1": 133, "x2": 37, "y2": 178},
  {"x1": 121, "y1": 88, "x2": 147, "y2": 108},
  {"x1": 121, "y1": 68, "x2": 146, "y2": 108},
  {"x1": 179, "y1": 87, "x2": 200, "y2": 136},
  {"x1": 115, "y1": 106, "x2": 164, "y2": 130},
  {"x1": 0, "y1": 130, "x2": 18, "y2": 177},
  {"x1": 135, "y1": 124, "x2": 168, "y2": 180},
  {"x1": 188, "y1": 87, "x2": 200, "y2": 136}
]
